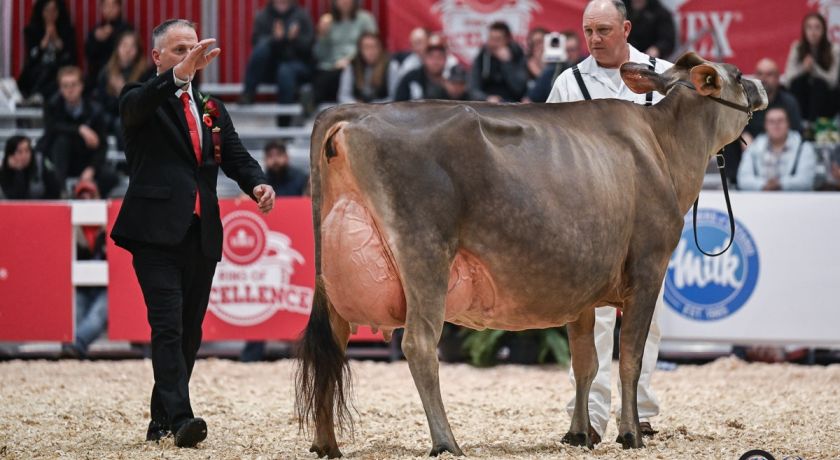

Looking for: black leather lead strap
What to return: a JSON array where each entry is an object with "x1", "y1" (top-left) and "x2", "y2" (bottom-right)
[
  {"x1": 645, "y1": 56, "x2": 656, "y2": 106},
  {"x1": 693, "y1": 153, "x2": 736, "y2": 257},
  {"x1": 572, "y1": 65, "x2": 592, "y2": 101}
]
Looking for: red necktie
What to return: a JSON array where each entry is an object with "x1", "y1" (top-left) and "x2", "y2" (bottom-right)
[{"x1": 180, "y1": 92, "x2": 202, "y2": 216}]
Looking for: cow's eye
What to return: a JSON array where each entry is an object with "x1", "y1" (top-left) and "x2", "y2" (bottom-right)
[{"x1": 736, "y1": 73, "x2": 742, "y2": 82}]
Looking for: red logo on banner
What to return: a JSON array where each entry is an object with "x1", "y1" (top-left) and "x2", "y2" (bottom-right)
[
  {"x1": 210, "y1": 210, "x2": 315, "y2": 327},
  {"x1": 222, "y1": 211, "x2": 268, "y2": 265}
]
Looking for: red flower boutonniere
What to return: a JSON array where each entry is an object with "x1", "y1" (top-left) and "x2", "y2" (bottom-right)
[{"x1": 200, "y1": 94, "x2": 222, "y2": 165}]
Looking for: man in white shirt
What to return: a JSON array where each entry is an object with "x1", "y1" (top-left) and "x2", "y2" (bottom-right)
[{"x1": 546, "y1": 0, "x2": 671, "y2": 443}]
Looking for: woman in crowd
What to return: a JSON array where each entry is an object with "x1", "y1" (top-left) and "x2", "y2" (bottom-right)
[
  {"x1": 94, "y1": 31, "x2": 149, "y2": 147},
  {"x1": 525, "y1": 27, "x2": 547, "y2": 85},
  {"x1": 0, "y1": 136, "x2": 62, "y2": 200},
  {"x1": 17, "y1": 0, "x2": 77, "y2": 102},
  {"x1": 337, "y1": 32, "x2": 399, "y2": 104},
  {"x1": 313, "y1": 0, "x2": 378, "y2": 103},
  {"x1": 782, "y1": 12, "x2": 840, "y2": 123}
]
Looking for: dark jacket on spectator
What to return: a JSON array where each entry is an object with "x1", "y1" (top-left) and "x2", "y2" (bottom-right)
[
  {"x1": 38, "y1": 93, "x2": 108, "y2": 175},
  {"x1": 251, "y1": 3, "x2": 315, "y2": 63},
  {"x1": 529, "y1": 61, "x2": 572, "y2": 103},
  {"x1": 746, "y1": 88, "x2": 803, "y2": 137},
  {"x1": 18, "y1": 9, "x2": 77, "y2": 99},
  {"x1": 84, "y1": 18, "x2": 134, "y2": 92},
  {"x1": 0, "y1": 150, "x2": 61, "y2": 200},
  {"x1": 266, "y1": 165, "x2": 309, "y2": 196},
  {"x1": 394, "y1": 67, "x2": 449, "y2": 101},
  {"x1": 626, "y1": 0, "x2": 676, "y2": 59},
  {"x1": 470, "y1": 42, "x2": 528, "y2": 102}
]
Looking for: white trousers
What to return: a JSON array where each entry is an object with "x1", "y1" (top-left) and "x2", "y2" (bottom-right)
[{"x1": 565, "y1": 289, "x2": 663, "y2": 437}]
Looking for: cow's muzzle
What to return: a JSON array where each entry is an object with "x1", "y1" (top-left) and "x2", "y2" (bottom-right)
[{"x1": 743, "y1": 78, "x2": 768, "y2": 112}]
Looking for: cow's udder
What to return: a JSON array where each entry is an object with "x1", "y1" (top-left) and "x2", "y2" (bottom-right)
[{"x1": 322, "y1": 197, "x2": 497, "y2": 333}]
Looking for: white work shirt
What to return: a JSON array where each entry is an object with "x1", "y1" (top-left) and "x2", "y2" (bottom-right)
[{"x1": 546, "y1": 45, "x2": 673, "y2": 104}]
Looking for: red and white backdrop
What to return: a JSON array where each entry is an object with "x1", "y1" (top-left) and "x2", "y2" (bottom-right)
[
  {"x1": 107, "y1": 197, "x2": 381, "y2": 342},
  {"x1": 388, "y1": 0, "x2": 838, "y2": 72}
]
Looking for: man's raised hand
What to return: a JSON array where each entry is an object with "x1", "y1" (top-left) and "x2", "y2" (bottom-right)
[{"x1": 174, "y1": 38, "x2": 222, "y2": 82}]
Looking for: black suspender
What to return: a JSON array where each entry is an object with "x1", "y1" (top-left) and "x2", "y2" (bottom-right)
[
  {"x1": 573, "y1": 56, "x2": 657, "y2": 104},
  {"x1": 790, "y1": 140, "x2": 805, "y2": 175},
  {"x1": 645, "y1": 56, "x2": 657, "y2": 106},
  {"x1": 572, "y1": 64, "x2": 592, "y2": 100}
]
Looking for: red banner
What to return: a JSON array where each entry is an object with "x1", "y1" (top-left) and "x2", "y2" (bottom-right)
[
  {"x1": 387, "y1": 0, "x2": 825, "y2": 74},
  {"x1": 0, "y1": 203, "x2": 73, "y2": 341},
  {"x1": 107, "y1": 197, "x2": 381, "y2": 342}
]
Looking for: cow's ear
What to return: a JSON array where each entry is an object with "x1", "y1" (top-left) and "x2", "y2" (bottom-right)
[
  {"x1": 690, "y1": 64, "x2": 723, "y2": 97},
  {"x1": 674, "y1": 52, "x2": 706, "y2": 70},
  {"x1": 620, "y1": 62, "x2": 667, "y2": 94}
]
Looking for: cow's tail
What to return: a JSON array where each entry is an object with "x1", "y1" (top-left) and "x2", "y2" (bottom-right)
[{"x1": 295, "y1": 114, "x2": 353, "y2": 437}]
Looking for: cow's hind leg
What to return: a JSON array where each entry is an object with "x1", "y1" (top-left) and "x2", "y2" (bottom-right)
[
  {"x1": 561, "y1": 307, "x2": 599, "y2": 449},
  {"x1": 396, "y1": 237, "x2": 463, "y2": 457},
  {"x1": 615, "y1": 283, "x2": 660, "y2": 449}
]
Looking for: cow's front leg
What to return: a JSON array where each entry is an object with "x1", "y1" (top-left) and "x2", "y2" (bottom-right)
[
  {"x1": 397, "y1": 242, "x2": 463, "y2": 457},
  {"x1": 561, "y1": 307, "x2": 599, "y2": 449},
  {"x1": 615, "y1": 285, "x2": 659, "y2": 449}
]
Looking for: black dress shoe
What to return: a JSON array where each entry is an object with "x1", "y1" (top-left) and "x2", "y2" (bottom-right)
[
  {"x1": 174, "y1": 418, "x2": 207, "y2": 448},
  {"x1": 146, "y1": 420, "x2": 170, "y2": 442}
]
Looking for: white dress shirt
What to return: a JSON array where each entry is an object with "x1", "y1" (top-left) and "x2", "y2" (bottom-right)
[
  {"x1": 173, "y1": 72, "x2": 202, "y2": 148},
  {"x1": 546, "y1": 44, "x2": 672, "y2": 104}
]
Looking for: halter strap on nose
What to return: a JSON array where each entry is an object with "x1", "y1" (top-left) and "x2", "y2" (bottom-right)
[{"x1": 671, "y1": 80, "x2": 754, "y2": 118}]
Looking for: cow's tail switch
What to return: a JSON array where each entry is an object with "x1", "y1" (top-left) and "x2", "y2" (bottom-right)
[{"x1": 296, "y1": 116, "x2": 353, "y2": 439}]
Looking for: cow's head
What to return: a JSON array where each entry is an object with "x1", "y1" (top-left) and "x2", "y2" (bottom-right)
[{"x1": 620, "y1": 52, "x2": 768, "y2": 143}]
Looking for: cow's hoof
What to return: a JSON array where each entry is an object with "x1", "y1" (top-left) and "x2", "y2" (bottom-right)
[
  {"x1": 310, "y1": 443, "x2": 343, "y2": 458},
  {"x1": 429, "y1": 443, "x2": 464, "y2": 457},
  {"x1": 616, "y1": 432, "x2": 645, "y2": 449},
  {"x1": 561, "y1": 431, "x2": 594, "y2": 449}
]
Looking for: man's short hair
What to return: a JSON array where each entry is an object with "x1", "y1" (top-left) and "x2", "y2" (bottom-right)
[
  {"x1": 264, "y1": 140, "x2": 287, "y2": 155},
  {"x1": 489, "y1": 21, "x2": 512, "y2": 39},
  {"x1": 57, "y1": 65, "x2": 83, "y2": 83},
  {"x1": 586, "y1": 0, "x2": 627, "y2": 21},
  {"x1": 153, "y1": 19, "x2": 197, "y2": 48}
]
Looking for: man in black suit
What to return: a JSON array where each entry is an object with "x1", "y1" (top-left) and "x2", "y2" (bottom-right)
[{"x1": 111, "y1": 19, "x2": 276, "y2": 448}]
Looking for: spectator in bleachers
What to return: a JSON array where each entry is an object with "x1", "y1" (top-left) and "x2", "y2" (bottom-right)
[
  {"x1": 1, "y1": 135, "x2": 61, "y2": 200},
  {"x1": 737, "y1": 108, "x2": 817, "y2": 191},
  {"x1": 239, "y1": 0, "x2": 315, "y2": 106},
  {"x1": 625, "y1": 0, "x2": 675, "y2": 59},
  {"x1": 94, "y1": 31, "x2": 148, "y2": 149},
  {"x1": 396, "y1": 27, "x2": 429, "y2": 81},
  {"x1": 527, "y1": 31, "x2": 581, "y2": 103},
  {"x1": 526, "y1": 27, "x2": 548, "y2": 87},
  {"x1": 38, "y1": 66, "x2": 114, "y2": 196},
  {"x1": 240, "y1": 140, "x2": 309, "y2": 362},
  {"x1": 470, "y1": 21, "x2": 528, "y2": 103},
  {"x1": 443, "y1": 65, "x2": 471, "y2": 101},
  {"x1": 84, "y1": 0, "x2": 134, "y2": 94},
  {"x1": 337, "y1": 32, "x2": 399, "y2": 104},
  {"x1": 313, "y1": 0, "x2": 378, "y2": 103},
  {"x1": 17, "y1": 0, "x2": 77, "y2": 102},
  {"x1": 745, "y1": 58, "x2": 803, "y2": 140},
  {"x1": 782, "y1": 12, "x2": 840, "y2": 123},
  {"x1": 394, "y1": 41, "x2": 448, "y2": 101},
  {"x1": 64, "y1": 179, "x2": 109, "y2": 358}
]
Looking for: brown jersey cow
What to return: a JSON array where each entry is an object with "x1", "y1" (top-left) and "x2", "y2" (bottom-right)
[{"x1": 296, "y1": 53, "x2": 767, "y2": 458}]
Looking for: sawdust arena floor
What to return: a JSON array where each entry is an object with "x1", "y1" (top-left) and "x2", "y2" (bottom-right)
[{"x1": 0, "y1": 357, "x2": 838, "y2": 459}]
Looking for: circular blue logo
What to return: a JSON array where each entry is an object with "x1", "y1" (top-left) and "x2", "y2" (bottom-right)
[{"x1": 664, "y1": 209, "x2": 760, "y2": 321}]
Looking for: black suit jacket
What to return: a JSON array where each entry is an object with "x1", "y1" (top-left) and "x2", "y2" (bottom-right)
[{"x1": 111, "y1": 68, "x2": 266, "y2": 261}]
